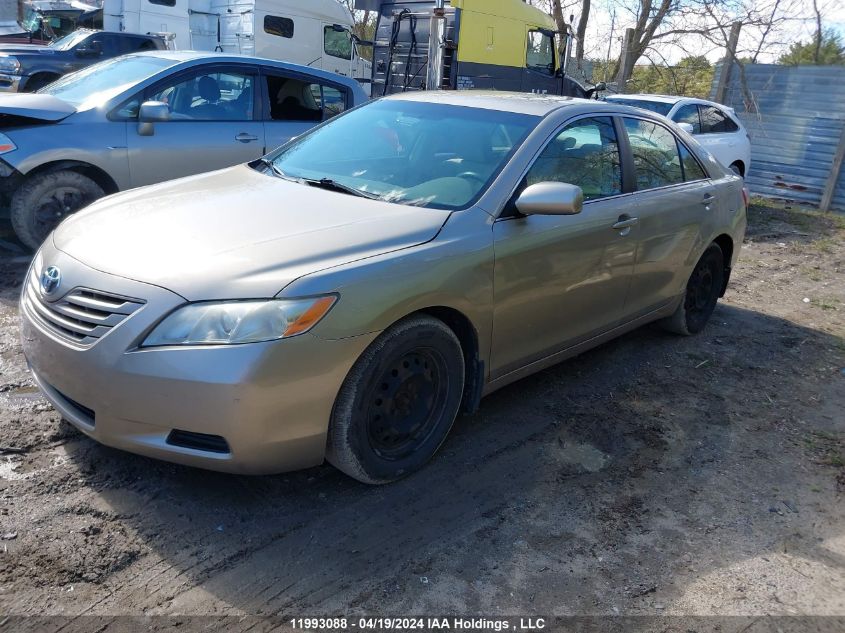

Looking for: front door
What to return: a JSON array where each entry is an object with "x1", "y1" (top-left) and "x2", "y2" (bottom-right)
[
  {"x1": 491, "y1": 116, "x2": 636, "y2": 378},
  {"x1": 127, "y1": 66, "x2": 264, "y2": 188},
  {"x1": 522, "y1": 29, "x2": 560, "y2": 95}
]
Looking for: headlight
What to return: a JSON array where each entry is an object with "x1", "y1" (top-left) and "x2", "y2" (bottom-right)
[
  {"x1": 0, "y1": 56, "x2": 20, "y2": 73},
  {"x1": 0, "y1": 132, "x2": 17, "y2": 155},
  {"x1": 141, "y1": 296, "x2": 337, "y2": 347}
]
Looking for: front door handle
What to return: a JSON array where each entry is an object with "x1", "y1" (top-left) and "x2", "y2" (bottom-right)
[
  {"x1": 612, "y1": 216, "x2": 639, "y2": 230},
  {"x1": 235, "y1": 133, "x2": 259, "y2": 143},
  {"x1": 702, "y1": 193, "x2": 715, "y2": 206}
]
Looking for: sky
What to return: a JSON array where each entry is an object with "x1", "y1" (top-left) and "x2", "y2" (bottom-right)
[{"x1": 546, "y1": 0, "x2": 845, "y2": 67}]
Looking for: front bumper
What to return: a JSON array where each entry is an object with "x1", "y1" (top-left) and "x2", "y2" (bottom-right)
[
  {"x1": 0, "y1": 74, "x2": 23, "y2": 92},
  {"x1": 20, "y1": 242, "x2": 376, "y2": 475}
]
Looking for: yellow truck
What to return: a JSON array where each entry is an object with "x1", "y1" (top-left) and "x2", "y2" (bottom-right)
[{"x1": 354, "y1": 0, "x2": 599, "y2": 97}]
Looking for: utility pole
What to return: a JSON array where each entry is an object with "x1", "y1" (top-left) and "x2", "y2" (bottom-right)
[
  {"x1": 615, "y1": 28, "x2": 635, "y2": 93},
  {"x1": 715, "y1": 21, "x2": 742, "y2": 104}
]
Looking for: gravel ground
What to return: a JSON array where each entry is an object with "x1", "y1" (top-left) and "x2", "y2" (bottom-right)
[{"x1": 0, "y1": 201, "x2": 843, "y2": 621}]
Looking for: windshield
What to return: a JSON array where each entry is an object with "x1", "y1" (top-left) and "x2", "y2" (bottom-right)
[
  {"x1": 606, "y1": 98, "x2": 673, "y2": 117},
  {"x1": 266, "y1": 100, "x2": 538, "y2": 210},
  {"x1": 49, "y1": 30, "x2": 92, "y2": 51},
  {"x1": 39, "y1": 56, "x2": 177, "y2": 109}
]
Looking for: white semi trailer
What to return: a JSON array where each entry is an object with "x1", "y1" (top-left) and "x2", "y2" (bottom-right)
[{"x1": 103, "y1": 0, "x2": 371, "y2": 82}]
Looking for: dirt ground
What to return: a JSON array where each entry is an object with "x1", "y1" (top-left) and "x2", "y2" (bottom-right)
[{"x1": 0, "y1": 201, "x2": 843, "y2": 621}]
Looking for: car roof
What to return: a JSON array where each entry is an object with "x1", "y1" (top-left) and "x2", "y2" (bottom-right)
[
  {"x1": 121, "y1": 51, "x2": 363, "y2": 89},
  {"x1": 605, "y1": 93, "x2": 683, "y2": 105},
  {"x1": 381, "y1": 90, "x2": 630, "y2": 117}
]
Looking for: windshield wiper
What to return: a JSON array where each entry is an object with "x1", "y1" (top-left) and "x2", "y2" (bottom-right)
[
  {"x1": 303, "y1": 177, "x2": 382, "y2": 200},
  {"x1": 257, "y1": 158, "x2": 300, "y2": 183}
]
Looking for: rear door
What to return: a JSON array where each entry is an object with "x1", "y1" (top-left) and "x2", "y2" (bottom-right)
[
  {"x1": 697, "y1": 105, "x2": 742, "y2": 168},
  {"x1": 125, "y1": 64, "x2": 264, "y2": 188},
  {"x1": 621, "y1": 116, "x2": 716, "y2": 317},
  {"x1": 261, "y1": 68, "x2": 350, "y2": 152}
]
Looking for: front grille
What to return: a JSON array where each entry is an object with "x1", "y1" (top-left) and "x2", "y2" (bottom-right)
[
  {"x1": 166, "y1": 430, "x2": 231, "y2": 454},
  {"x1": 23, "y1": 267, "x2": 145, "y2": 347}
]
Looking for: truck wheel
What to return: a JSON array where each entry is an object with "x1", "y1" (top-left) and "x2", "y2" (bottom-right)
[
  {"x1": 22, "y1": 73, "x2": 59, "y2": 92},
  {"x1": 660, "y1": 243, "x2": 725, "y2": 336},
  {"x1": 11, "y1": 170, "x2": 104, "y2": 251},
  {"x1": 326, "y1": 315, "x2": 465, "y2": 484}
]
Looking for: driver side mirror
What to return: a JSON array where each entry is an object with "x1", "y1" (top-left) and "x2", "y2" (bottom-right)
[
  {"x1": 75, "y1": 41, "x2": 102, "y2": 58},
  {"x1": 137, "y1": 101, "x2": 170, "y2": 136},
  {"x1": 678, "y1": 122, "x2": 695, "y2": 135},
  {"x1": 515, "y1": 182, "x2": 583, "y2": 216}
]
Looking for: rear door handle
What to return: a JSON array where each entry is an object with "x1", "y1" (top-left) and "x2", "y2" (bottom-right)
[
  {"x1": 235, "y1": 133, "x2": 259, "y2": 143},
  {"x1": 702, "y1": 194, "x2": 715, "y2": 206},
  {"x1": 612, "y1": 216, "x2": 639, "y2": 230}
]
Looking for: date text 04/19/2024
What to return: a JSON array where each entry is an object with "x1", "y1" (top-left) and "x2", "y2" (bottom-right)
[{"x1": 289, "y1": 617, "x2": 548, "y2": 631}]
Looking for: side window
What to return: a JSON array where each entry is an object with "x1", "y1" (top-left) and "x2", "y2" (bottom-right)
[
  {"x1": 623, "y1": 118, "x2": 684, "y2": 190},
  {"x1": 148, "y1": 0, "x2": 176, "y2": 6},
  {"x1": 265, "y1": 16, "x2": 294, "y2": 39},
  {"x1": 324, "y1": 26, "x2": 353, "y2": 60},
  {"x1": 699, "y1": 106, "x2": 739, "y2": 133},
  {"x1": 673, "y1": 104, "x2": 701, "y2": 134},
  {"x1": 526, "y1": 30, "x2": 555, "y2": 76},
  {"x1": 149, "y1": 71, "x2": 255, "y2": 121},
  {"x1": 309, "y1": 84, "x2": 347, "y2": 118},
  {"x1": 525, "y1": 116, "x2": 622, "y2": 201},
  {"x1": 266, "y1": 75, "x2": 345, "y2": 122},
  {"x1": 679, "y1": 143, "x2": 707, "y2": 181}
]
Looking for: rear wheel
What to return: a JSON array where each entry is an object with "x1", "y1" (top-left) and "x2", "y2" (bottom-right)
[
  {"x1": 11, "y1": 170, "x2": 104, "y2": 251},
  {"x1": 661, "y1": 243, "x2": 725, "y2": 336},
  {"x1": 326, "y1": 315, "x2": 465, "y2": 484},
  {"x1": 729, "y1": 162, "x2": 744, "y2": 177}
]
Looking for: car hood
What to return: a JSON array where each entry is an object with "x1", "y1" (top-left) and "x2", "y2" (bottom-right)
[
  {"x1": 0, "y1": 44, "x2": 53, "y2": 54},
  {"x1": 53, "y1": 165, "x2": 452, "y2": 301},
  {"x1": 0, "y1": 93, "x2": 75, "y2": 122}
]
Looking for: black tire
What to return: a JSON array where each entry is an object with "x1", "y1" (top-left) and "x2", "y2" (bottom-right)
[
  {"x1": 326, "y1": 315, "x2": 465, "y2": 484},
  {"x1": 22, "y1": 74, "x2": 60, "y2": 92},
  {"x1": 661, "y1": 243, "x2": 725, "y2": 336},
  {"x1": 11, "y1": 170, "x2": 104, "y2": 251},
  {"x1": 729, "y1": 162, "x2": 744, "y2": 177}
]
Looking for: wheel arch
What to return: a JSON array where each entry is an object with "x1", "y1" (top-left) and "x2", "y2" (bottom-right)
[
  {"x1": 711, "y1": 233, "x2": 734, "y2": 297},
  {"x1": 414, "y1": 306, "x2": 485, "y2": 415},
  {"x1": 25, "y1": 160, "x2": 119, "y2": 195},
  {"x1": 729, "y1": 160, "x2": 745, "y2": 177},
  {"x1": 22, "y1": 71, "x2": 62, "y2": 91}
]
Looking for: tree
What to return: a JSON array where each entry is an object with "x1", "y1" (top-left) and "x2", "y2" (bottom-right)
[{"x1": 778, "y1": 29, "x2": 845, "y2": 65}]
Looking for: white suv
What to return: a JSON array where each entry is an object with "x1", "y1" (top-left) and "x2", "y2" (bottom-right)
[{"x1": 604, "y1": 94, "x2": 751, "y2": 177}]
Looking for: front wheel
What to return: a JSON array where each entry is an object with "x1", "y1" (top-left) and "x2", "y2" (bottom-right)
[
  {"x1": 11, "y1": 170, "x2": 104, "y2": 251},
  {"x1": 660, "y1": 243, "x2": 725, "y2": 336},
  {"x1": 326, "y1": 315, "x2": 465, "y2": 484}
]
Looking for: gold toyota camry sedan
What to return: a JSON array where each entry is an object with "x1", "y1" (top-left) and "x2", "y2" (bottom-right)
[{"x1": 20, "y1": 92, "x2": 747, "y2": 484}]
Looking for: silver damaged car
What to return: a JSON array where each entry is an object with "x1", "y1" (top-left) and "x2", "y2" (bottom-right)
[{"x1": 20, "y1": 92, "x2": 748, "y2": 484}]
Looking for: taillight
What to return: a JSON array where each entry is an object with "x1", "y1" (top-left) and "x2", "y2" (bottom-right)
[{"x1": 741, "y1": 187, "x2": 749, "y2": 208}]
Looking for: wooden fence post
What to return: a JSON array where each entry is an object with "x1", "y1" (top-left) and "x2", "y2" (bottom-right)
[
  {"x1": 820, "y1": 122, "x2": 845, "y2": 212},
  {"x1": 715, "y1": 22, "x2": 742, "y2": 104},
  {"x1": 615, "y1": 28, "x2": 635, "y2": 94}
]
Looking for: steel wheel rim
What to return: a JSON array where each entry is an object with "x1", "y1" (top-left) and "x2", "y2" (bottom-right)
[
  {"x1": 32, "y1": 186, "x2": 90, "y2": 241},
  {"x1": 367, "y1": 348, "x2": 449, "y2": 461},
  {"x1": 686, "y1": 259, "x2": 716, "y2": 316}
]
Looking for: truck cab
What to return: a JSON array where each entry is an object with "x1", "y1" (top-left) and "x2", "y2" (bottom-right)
[
  {"x1": 104, "y1": 0, "x2": 371, "y2": 83},
  {"x1": 356, "y1": 0, "x2": 590, "y2": 97}
]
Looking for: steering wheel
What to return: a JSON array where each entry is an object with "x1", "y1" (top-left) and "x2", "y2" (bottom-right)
[{"x1": 457, "y1": 171, "x2": 485, "y2": 186}]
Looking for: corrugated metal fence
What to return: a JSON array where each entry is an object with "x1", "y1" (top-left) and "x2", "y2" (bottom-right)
[{"x1": 711, "y1": 63, "x2": 845, "y2": 210}]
